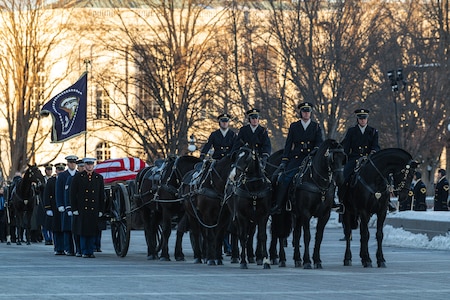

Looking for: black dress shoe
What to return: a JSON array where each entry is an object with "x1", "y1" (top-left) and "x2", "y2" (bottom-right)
[
  {"x1": 54, "y1": 251, "x2": 65, "y2": 255},
  {"x1": 76, "y1": 253, "x2": 82, "y2": 257},
  {"x1": 65, "y1": 252, "x2": 75, "y2": 256},
  {"x1": 82, "y1": 254, "x2": 89, "y2": 258}
]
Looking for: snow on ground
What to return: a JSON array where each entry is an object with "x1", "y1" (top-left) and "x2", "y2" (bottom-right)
[{"x1": 319, "y1": 211, "x2": 450, "y2": 251}]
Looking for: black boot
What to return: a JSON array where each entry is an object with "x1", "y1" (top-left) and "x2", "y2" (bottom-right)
[
  {"x1": 335, "y1": 183, "x2": 348, "y2": 214},
  {"x1": 270, "y1": 183, "x2": 289, "y2": 215},
  {"x1": 388, "y1": 200, "x2": 397, "y2": 212}
]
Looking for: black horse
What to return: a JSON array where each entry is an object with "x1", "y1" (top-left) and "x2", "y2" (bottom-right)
[
  {"x1": 340, "y1": 148, "x2": 418, "y2": 268},
  {"x1": 132, "y1": 162, "x2": 164, "y2": 260},
  {"x1": 266, "y1": 149, "x2": 292, "y2": 267},
  {"x1": 226, "y1": 146, "x2": 272, "y2": 269},
  {"x1": 291, "y1": 139, "x2": 347, "y2": 269},
  {"x1": 155, "y1": 155, "x2": 201, "y2": 261},
  {"x1": 9, "y1": 165, "x2": 45, "y2": 245},
  {"x1": 182, "y1": 154, "x2": 235, "y2": 265}
]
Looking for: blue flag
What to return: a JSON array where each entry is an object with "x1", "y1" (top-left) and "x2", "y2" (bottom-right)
[{"x1": 41, "y1": 73, "x2": 87, "y2": 143}]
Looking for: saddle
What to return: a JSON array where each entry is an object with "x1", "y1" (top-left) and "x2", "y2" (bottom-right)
[{"x1": 141, "y1": 160, "x2": 166, "y2": 192}]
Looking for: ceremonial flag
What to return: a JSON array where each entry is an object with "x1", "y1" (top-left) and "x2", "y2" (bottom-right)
[
  {"x1": 94, "y1": 157, "x2": 148, "y2": 184},
  {"x1": 40, "y1": 72, "x2": 87, "y2": 143}
]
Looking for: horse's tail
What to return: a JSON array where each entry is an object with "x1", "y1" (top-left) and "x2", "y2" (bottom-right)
[{"x1": 271, "y1": 211, "x2": 292, "y2": 238}]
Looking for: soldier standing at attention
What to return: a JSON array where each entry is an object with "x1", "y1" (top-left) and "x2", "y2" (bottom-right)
[
  {"x1": 433, "y1": 169, "x2": 449, "y2": 211},
  {"x1": 56, "y1": 155, "x2": 78, "y2": 256},
  {"x1": 412, "y1": 171, "x2": 427, "y2": 211},
  {"x1": 200, "y1": 113, "x2": 237, "y2": 160},
  {"x1": 70, "y1": 158, "x2": 105, "y2": 258}
]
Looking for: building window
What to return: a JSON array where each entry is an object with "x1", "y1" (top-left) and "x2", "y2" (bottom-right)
[
  {"x1": 96, "y1": 87, "x2": 110, "y2": 119},
  {"x1": 96, "y1": 142, "x2": 111, "y2": 162},
  {"x1": 136, "y1": 77, "x2": 160, "y2": 119},
  {"x1": 31, "y1": 62, "x2": 46, "y2": 111}
]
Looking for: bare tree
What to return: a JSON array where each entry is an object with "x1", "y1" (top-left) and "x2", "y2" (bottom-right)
[{"x1": 0, "y1": 0, "x2": 74, "y2": 178}]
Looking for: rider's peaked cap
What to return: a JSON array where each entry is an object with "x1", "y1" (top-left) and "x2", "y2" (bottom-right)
[
  {"x1": 76, "y1": 159, "x2": 85, "y2": 166},
  {"x1": 355, "y1": 109, "x2": 370, "y2": 119},
  {"x1": 217, "y1": 113, "x2": 231, "y2": 120},
  {"x1": 246, "y1": 108, "x2": 260, "y2": 116},
  {"x1": 65, "y1": 155, "x2": 78, "y2": 162},
  {"x1": 297, "y1": 102, "x2": 313, "y2": 112}
]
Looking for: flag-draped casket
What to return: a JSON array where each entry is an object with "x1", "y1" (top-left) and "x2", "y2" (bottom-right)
[{"x1": 94, "y1": 157, "x2": 148, "y2": 184}]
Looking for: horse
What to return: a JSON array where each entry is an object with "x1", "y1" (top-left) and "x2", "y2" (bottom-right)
[
  {"x1": 132, "y1": 162, "x2": 164, "y2": 260},
  {"x1": 290, "y1": 139, "x2": 347, "y2": 269},
  {"x1": 266, "y1": 149, "x2": 292, "y2": 267},
  {"x1": 340, "y1": 148, "x2": 418, "y2": 268},
  {"x1": 8, "y1": 165, "x2": 45, "y2": 245},
  {"x1": 226, "y1": 146, "x2": 272, "y2": 269},
  {"x1": 182, "y1": 154, "x2": 235, "y2": 265},
  {"x1": 155, "y1": 155, "x2": 201, "y2": 261}
]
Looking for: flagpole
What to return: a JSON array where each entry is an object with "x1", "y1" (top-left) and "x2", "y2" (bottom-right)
[{"x1": 84, "y1": 59, "x2": 91, "y2": 158}]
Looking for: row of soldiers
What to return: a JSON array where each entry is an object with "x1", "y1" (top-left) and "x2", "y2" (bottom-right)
[{"x1": 43, "y1": 156, "x2": 105, "y2": 258}]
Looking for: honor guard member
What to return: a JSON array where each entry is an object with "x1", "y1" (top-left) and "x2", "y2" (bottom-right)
[
  {"x1": 232, "y1": 108, "x2": 271, "y2": 168},
  {"x1": 41, "y1": 163, "x2": 54, "y2": 245},
  {"x1": 337, "y1": 109, "x2": 388, "y2": 213},
  {"x1": 399, "y1": 183, "x2": 414, "y2": 211},
  {"x1": 412, "y1": 171, "x2": 427, "y2": 211},
  {"x1": 44, "y1": 162, "x2": 66, "y2": 254},
  {"x1": 56, "y1": 155, "x2": 78, "y2": 256},
  {"x1": 270, "y1": 102, "x2": 323, "y2": 215},
  {"x1": 433, "y1": 169, "x2": 449, "y2": 211},
  {"x1": 200, "y1": 113, "x2": 237, "y2": 160},
  {"x1": 70, "y1": 158, "x2": 105, "y2": 258}
]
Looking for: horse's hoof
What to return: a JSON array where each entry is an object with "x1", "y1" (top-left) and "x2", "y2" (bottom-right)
[
  {"x1": 303, "y1": 263, "x2": 312, "y2": 269},
  {"x1": 295, "y1": 261, "x2": 302, "y2": 268},
  {"x1": 279, "y1": 261, "x2": 286, "y2": 268},
  {"x1": 263, "y1": 263, "x2": 271, "y2": 269},
  {"x1": 240, "y1": 263, "x2": 248, "y2": 269},
  {"x1": 193, "y1": 258, "x2": 202, "y2": 264},
  {"x1": 248, "y1": 257, "x2": 255, "y2": 264},
  {"x1": 216, "y1": 259, "x2": 223, "y2": 266},
  {"x1": 159, "y1": 257, "x2": 170, "y2": 261},
  {"x1": 363, "y1": 262, "x2": 373, "y2": 268},
  {"x1": 230, "y1": 257, "x2": 239, "y2": 264},
  {"x1": 378, "y1": 262, "x2": 386, "y2": 268},
  {"x1": 207, "y1": 260, "x2": 216, "y2": 266},
  {"x1": 314, "y1": 263, "x2": 323, "y2": 269},
  {"x1": 6, "y1": 242, "x2": 11, "y2": 245},
  {"x1": 271, "y1": 259, "x2": 278, "y2": 265},
  {"x1": 256, "y1": 259, "x2": 263, "y2": 265},
  {"x1": 26, "y1": 241, "x2": 31, "y2": 245},
  {"x1": 147, "y1": 255, "x2": 158, "y2": 260},
  {"x1": 175, "y1": 256, "x2": 185, "y2": 261},
  {"x1": 344, "y1": 260, "x2": 352, "y2": 266}
]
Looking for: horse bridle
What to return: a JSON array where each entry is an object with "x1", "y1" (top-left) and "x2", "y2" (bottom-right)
[{"x1": 357, "y1": 157, "x2": 413, "y2": 199}]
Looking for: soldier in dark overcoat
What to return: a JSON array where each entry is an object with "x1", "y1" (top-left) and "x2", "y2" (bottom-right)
[
  {"x1": 56, "y1": 155, "x2": 78, "y2": 255},
  {"x1": 412, "y1": 171, "x2": 427, "y2": 211},
  {"x1": 232, "y1": 108, "x2": 271, "y2": 163},
  {"x1": 271, "y1": 102, "x2": 323, "y2": 214},
  {"x1": 433, "y1": 169, "x2": 449, "y2": 211},
  {"x1": 200, "y1": 113, "x2": 237, "y2": 160},
  {"x1": 44, "y1": 163, "x2": 66, "y2": 254},
  {"x1": 70, "y1": 158, "x2": 105, "y2": 258}
]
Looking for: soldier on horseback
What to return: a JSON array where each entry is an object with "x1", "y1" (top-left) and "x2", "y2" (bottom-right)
[{"x1": 270, "y1": 102, "x2": 323, "y2": 215}]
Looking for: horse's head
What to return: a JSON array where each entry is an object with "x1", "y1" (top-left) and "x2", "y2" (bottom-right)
[
  {"x1": 393, "y1": 160, "x2": 419, "y2": 201},
  {"x1": 26, "y1": 164, "x2": 46, "y2": 190},
  {"x1": 233, "y1": 145, "x2": 261, "y2": 176},
  {"x1": 313, "y1": 139, "x2": 347, "y2": 186}
]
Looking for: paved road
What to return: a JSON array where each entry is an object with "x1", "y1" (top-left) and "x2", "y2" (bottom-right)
[{"x1": 1, "y1": 227, "x2": 450, "y2": 300}]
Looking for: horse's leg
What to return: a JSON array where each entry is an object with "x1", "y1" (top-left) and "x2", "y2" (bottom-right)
[
  {"x1": 143, "y1": 209, "x2": 159, "y2": 260},
  {"x1": 292, "y1": 218, "x2": 302, "y2": 267},
  {"x1": 279, "y1": 238, "x2": 287, "y2": 267},
  {"x1": 16, "y1": 213, "x2": 22, "y2": 245},
  {"x1": 269, "y1": 233, "x2": 278, "y2": 265},
  {"x1": 230, "y1": 230, "x2": 239, "y2": 263},
  {"x1": 343, "y1": 212, "x2": 353, "y2": 266},
  {"x1": 257, "y1": 215, "x2": 270, "y2": 269},
  {"x1": 359, "y1": 213, "x2": 372, "y2": 267},
  {"x1": 238, "y1": 219, "x2": 248, "y2": 269},
  {"x1": 26, "y1": 210, "x2": 32, "y2": 245},
  {"x1": 246, "y1": 222, "x2": 256, "y2": 263},
  {"x1": 302, "y1": 216, "x2": 312, "y2": 269},
  {"x1": 159, "y1": 210, "x2": 171, "y2": 261},
  {"x1": 174, "y1": 214, "x2": 186, "y2": 261},
  {"x1": 376, "y1": 211, "x2": 387, "y2": 268},
  {"x1": 312, "y1": 212, "x2": 330, "y2": 269}
]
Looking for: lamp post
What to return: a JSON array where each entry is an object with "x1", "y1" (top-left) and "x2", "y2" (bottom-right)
[
  {"x1": 387, "y1": 68, "x2": 405, "y2": 148},
  {"x1": 188, "y1": 134, "x2": 197, "y2": 154}
]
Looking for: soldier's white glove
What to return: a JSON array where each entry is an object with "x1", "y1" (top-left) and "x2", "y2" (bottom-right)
[
  {"x1": 46, "y1": 210, "x2": 53, "y2": 217},
  {"x1": 73, "y1": 211, "x2": 79, "y2": 216},
  {"x1": 58, "y1": 206, "x2": 65, "y2": 212},
  {"x1": 98, "y1": 212, "x2": 103, "y2": 218},
  {"x1": 67, "y1": 211, "x2": 73, "y2": 217}
]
